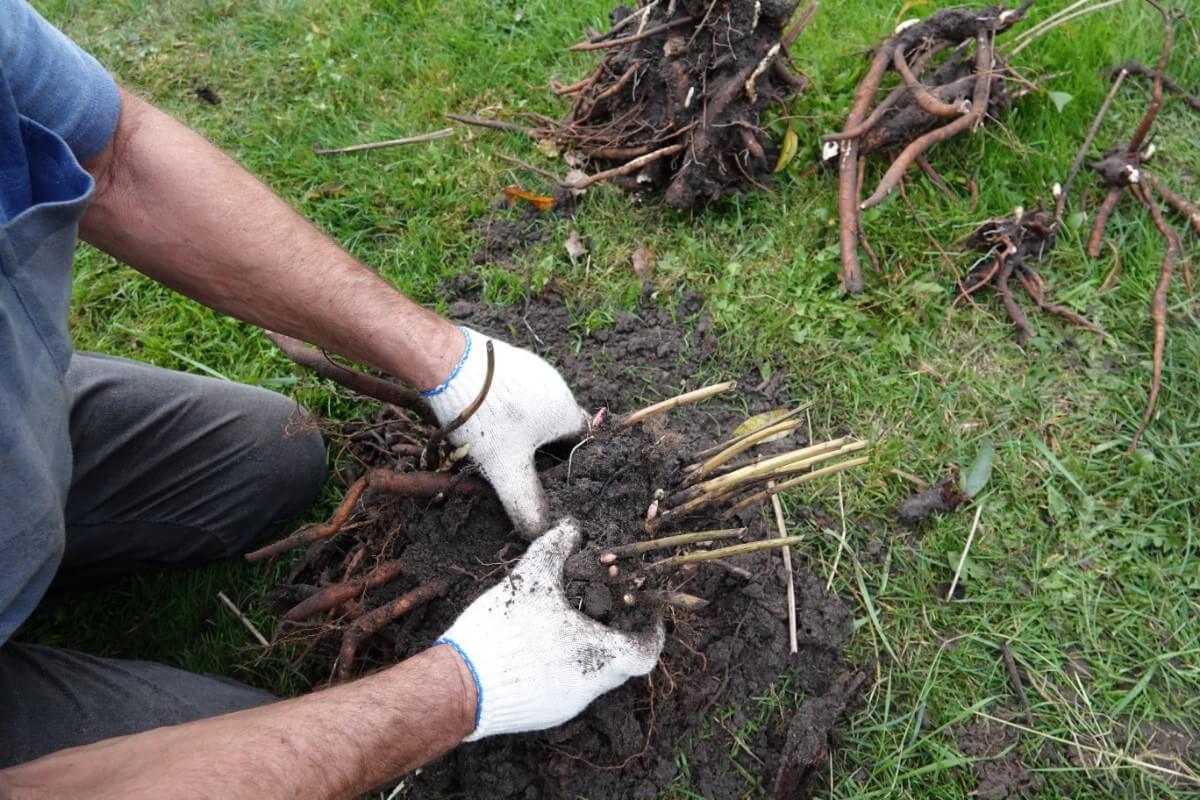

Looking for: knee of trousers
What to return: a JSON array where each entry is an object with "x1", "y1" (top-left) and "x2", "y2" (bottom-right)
[{"x1": 221, "y1": 396, "x2": 328, "y2": 556}]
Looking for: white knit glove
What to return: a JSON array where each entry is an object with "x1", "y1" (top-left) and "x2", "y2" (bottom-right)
[
  {"x1": 436, "y1": 518, "x2": 664, "y2": 741},
  {"x1": 423, "y1": 327, "x2": 588, "y2": 537}
]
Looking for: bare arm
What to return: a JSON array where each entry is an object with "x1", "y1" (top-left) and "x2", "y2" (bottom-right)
[
  {"x1": 80, "y1": 86, "x2": 462, "y2": 392},
  {"x1": 0, "y1": 646, "x2": 474, "y2": 800}
]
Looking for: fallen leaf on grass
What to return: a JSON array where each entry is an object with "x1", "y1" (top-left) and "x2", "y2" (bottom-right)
[
  {"x1": 303, "y1": 182, "x2": 348, "y2": 201},
  {"x1": 773, "y1": 122, "x2": 798, "y2": 173},
  {"x1": 632, "y1": 243, "x2": 654, "y2": 280},
  {"x1": 565, "y1": 228, "x2": 587, "y2": 260},
  {"x1": 501, "y1": 186, "x2": 556, "y2": 211},
  {"x1": 962, "y1": 438, "x2": 995, "y2": 498}
]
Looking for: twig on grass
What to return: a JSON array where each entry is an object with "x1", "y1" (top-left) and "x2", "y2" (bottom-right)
[
  {"x1": 313, "y1": 128, "x2": 454, "y2": 155},
  {"x1": 826, "y1": 472, "x2": 849, "y2": 592},
  {"x1": 1057, "y1": 67, "x2": 1127, "y2": 222},
  {"x1": 946, "y1": 502, "x2": 984, "y2": 601},
  {"x1": 217, "y1": 591, "x2": 270, "y2": 647},
  {"x1": 495, "y1": 152, "x2": 564, "y2": 184},
  {"x1": 444, "y1": 114, "x2": 533, "y2": 135},
  {"x1": 1001, "y1": 640, "x2": 1035, "y2": 727}
]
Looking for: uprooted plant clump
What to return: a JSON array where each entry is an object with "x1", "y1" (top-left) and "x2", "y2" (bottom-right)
[
  {"x1": 1066, "y1": 0, "x2": 1198, "y2": 450},
  {"x1": 829, "y1": 1, "x2": 1035, "y2": 293},
  {"x1": 954, "y1": 206, "x2": 1103, "y2": 343},
  {"x1": 252, "y1": 288, "x2": 868, "y2": 798},
  {"x1": 453, "y1": 1, "x2": 816, "y2": 210}
]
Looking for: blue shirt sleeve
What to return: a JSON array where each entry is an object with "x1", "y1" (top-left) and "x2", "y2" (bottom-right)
[{"x1": 0, "y1": 0, "x2": 120, "y2": 162}]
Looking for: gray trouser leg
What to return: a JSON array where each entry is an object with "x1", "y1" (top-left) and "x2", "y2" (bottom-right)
[
  {"x1": 0, "y1": 352, "x2": 327, "y2": 767},
  {"x1": 60, "y1": 352, "x2": 327, "y2": 585}
]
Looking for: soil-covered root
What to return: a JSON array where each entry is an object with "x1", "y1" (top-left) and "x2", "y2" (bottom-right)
[
  {"x1": 461, "y1": 1, "x2": 816, "y2": 210},
  {"x1": 826, "y1": 2, "x2": 1034, "y2": 293},
  {"x1": 956, "y1": 207, "x2": 1103, "y2": 343}
]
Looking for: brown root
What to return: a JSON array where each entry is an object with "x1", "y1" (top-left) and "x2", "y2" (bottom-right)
[
  {"x1": 1086, "y1": 187, "x2": 1124, "y2": 258},
  {"x1": 265, "y1": 332, "x2": 433, "y2": 422},
  {"x1": 245, "y1": 469, "x2": 487, "y2": 562},
  {"x1": 831, "y1": 2, "x2": 1031, "y2": 292},
  {"x1": 1130, "y1": 182, "x2": 1181, "y2": 451},
  {"x1": 336, "y1": 580, "x2": 451, "y2": 681},
  {"x1": 283, "y1": 560, "x2": 406, "y2": 622}
]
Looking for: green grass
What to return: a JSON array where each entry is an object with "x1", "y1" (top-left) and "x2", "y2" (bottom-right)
[{"x1": 18, "y1": 0, "x2": 1200, "y2": 796}]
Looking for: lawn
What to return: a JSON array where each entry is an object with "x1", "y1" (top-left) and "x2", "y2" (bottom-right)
[{"x1": 20, "y1": 0, "x2": 1200, "y2": 797}]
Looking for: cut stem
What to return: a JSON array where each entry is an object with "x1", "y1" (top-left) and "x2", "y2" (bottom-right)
[
  {"x1": 660, "y1": 440, "x2": 855, "y2": 524},
  {"x1": 605, "y1": 528, "x2": 746, "y2": 558},
  {"x1": 689, "y1": 404, "x2": 810, "y2": 462},
  {"x1": 720, "y1": 456, "x2": 870, "y2": 519},
  {"x1": 647, "y1": 535, "x2": 806, "y2": 570},
  {"x1": 622, "y1": 590, "x2": 710, "y2": 612},
  {"x1": 689, "y1": 418, "x2": 803, "y2": 481},
  {"x1": 619, "y1": 381, "x2": 736, "y2": 427},
  {"x1": 769, "y1": 489, "x2": 799, "y2": 655}
]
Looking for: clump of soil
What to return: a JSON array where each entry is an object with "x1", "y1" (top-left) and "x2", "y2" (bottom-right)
[
  {"x1": 955, "y1": 720, "x2": 1044, "y2": 799},
  {"x1": 898, "y1": 474, "x2": 966, "y2": 525},
  {"x1": 542, "y1": 0, "x2": 814, "y2": 210},
  {"x1": 267, "y1": 286, "x2": 861, "y2": 798}
]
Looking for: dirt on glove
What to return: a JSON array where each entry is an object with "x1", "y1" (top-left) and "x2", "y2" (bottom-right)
[{"x1": 273, "y1": 281, "x2": 859, "y2": 799}]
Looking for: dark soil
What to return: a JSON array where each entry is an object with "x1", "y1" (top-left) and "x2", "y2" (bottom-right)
[
  {"x1": 469, "y1": 190, "x2": 576, "y2": 267},
  {"x1": 955, "y1": 720, "x2": 1044, "y2": 799},
  {"x1": 271, "y1": 286, "x2": 860, "y2": 798}
]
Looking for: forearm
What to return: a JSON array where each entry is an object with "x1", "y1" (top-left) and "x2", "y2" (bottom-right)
[
  {"x1": 0, "y1": 646, "x2": 474, "y2": 800},
  {"x1": 80, "y1": 86, "x2": 461, "y2": 391}
]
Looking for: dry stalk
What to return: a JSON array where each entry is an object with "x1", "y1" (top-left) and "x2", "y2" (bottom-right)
[
  {"x1": 619, "y1": 381, "x2": 737, "y2": 427},
  {"x1": 313, "y1": 127, "x2": 454, "y2": 156},
  {"x1": 689, "y1": 404, "x2": 811, "y2": 462},
  {"x1": 769, "y1": 489, "x2": 799, "y2": 655},
  {"x1": 646, "y1": 534, "x2": 806, "y2": 570},
  {"x1": 720, "y1": 455, "x2": 871, "y2": 519},
  {"x1": 689, "y1": 418, "x2": 803, "y2": 481},
  {"x1": 600, "y1": 528, "x2": 746, "y2": 561}
]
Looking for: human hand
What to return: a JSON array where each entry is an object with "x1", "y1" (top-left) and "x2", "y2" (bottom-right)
[
  {"x1": 423, "y1": 327, "x2": 588, "y2": 537},
  {"x1": 436, "y1": 518, "x2": 664, "y2": 741}
]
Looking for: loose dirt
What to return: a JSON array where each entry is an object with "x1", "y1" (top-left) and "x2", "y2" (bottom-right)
[{"x1": 272, "y1": 285, "x2": 860, "y2": 798}]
